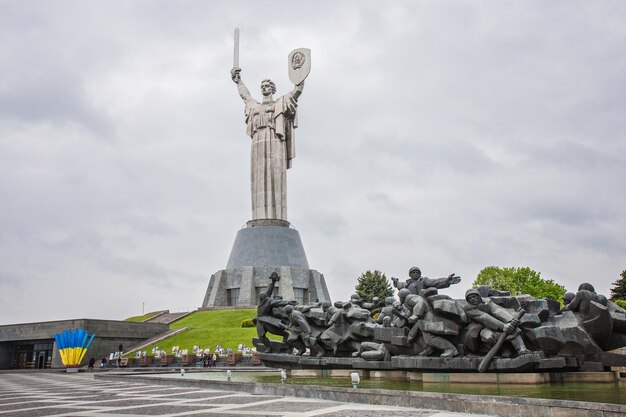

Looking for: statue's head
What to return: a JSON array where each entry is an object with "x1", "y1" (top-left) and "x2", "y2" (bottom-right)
[
  {"x1": 261, "y1": 79, "x2": 276, "y2": 96},
  {"x1": 384, "y1": 296, "x2": 395, "y2": 306},
  {"x1": 408, "y1": 267, "x2": 422, "y2": 279},
  {"x1": 259, "y1": 292, "x2": 268, "y2": 301},
  {"x1": 465, "y1": 288, "x2": 482, "y2": 306},
  {"x1": 578, "y1": 283, "x2": 595, "y2": 293},
  {"x1": 285, "y1": 304, "x2": 294, "y2": 315},
  {"x1": 398, "y1": 288, "x2": 410, "y2": 303},
  {"x1": 563, "y1": 292, "x2": 575, "y2": 305},
  {"x1": 350, "y1": 294, "x2": 362, "y2": 305},
  {"x1": 404, "y1": 294, "x2": 419, "y2": 308},
  {"x1": 321, "y1": 301, "x2": 332, "y2": 311}
]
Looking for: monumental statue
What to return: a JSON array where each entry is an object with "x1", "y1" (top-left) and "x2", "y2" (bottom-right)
[
  {"x1": 230, "y1": 69, "x2": 301, "y2": 220},
  {"x1": 201, "y1": 30, "x2": 328, "y2": 309},
  {"x1": 230, "y1": 40, "x2": 310, "y2": 221}
]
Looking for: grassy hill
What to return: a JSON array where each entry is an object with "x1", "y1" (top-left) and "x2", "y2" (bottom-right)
[
  {"x1": 126, "y1": 309, "x2": 269, "y2": 356},
  {"x1": 170, "y1": 310, "x2": 255, "y2": 330}
]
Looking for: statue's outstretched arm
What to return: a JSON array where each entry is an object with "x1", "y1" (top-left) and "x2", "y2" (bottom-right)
[
  {"x1": 231, "y1": 67, "x2": 252, "y2": 101},
  {"x1": 291, "y1": 80, "x2": 304, "y2": 100},
  {"x1": 266, "y1": 279, "x2": 276, "y2": 298},
  {"x1": 424, "y1": 274, "x2": 461, "y2": 289}
]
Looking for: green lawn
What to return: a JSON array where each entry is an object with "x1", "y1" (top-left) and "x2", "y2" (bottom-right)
[
  {"x1": 126, "y1": 309, "x2": 278, "y2": 357},
  {"x1": 170, "y1": 309, "x2": 256, "y2": 329}
]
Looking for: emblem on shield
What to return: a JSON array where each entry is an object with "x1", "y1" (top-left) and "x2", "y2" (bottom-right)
[{"x1": 288, "y1": 48, "x2": 311, "y2": 84}]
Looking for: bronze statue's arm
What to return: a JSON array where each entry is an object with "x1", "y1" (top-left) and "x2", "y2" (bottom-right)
[
  {"x1": 565, "y1": 294, "x2": 582, "y2": 312},
  {"x1": 266, "y1": 279, "x2": 277, "y2": 298},
  {"x1": 423, "y1": 273, "x2": 461, "y2": 289},
  {"x1": 231, "y1": 67, "x2": 252, "y2": 101},
  {"x1": 466, "y1": 309, "x2": 506, "y2": 331},
  {"x1": 390, "y1": 277, "x2": 406, "y2": 289},
  {"x1": 291, "y1": 80, "x2": 304, "y2": 100},
  {"x1": 237, "y1": 80, "x2": 252, "y2": 101},
  {"x1": 328, "y1": 310, "x2": 341, "y2": 326}
]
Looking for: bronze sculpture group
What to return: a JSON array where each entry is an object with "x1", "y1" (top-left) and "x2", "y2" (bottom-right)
[{"x1": 253, "y1": 268, "x2": 626, "y2": 373}]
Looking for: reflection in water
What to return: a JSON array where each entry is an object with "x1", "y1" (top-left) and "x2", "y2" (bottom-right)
[
  {"x1": 269, "y1": 377, "x2": 626, "y2": 405},
  {"x1": 137, "y1": 371, "x2": 626, "y2": 405}
]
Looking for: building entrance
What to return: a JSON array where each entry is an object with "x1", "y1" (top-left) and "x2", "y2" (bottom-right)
[
  {"x1": 37, "y1": 352, "x2": 46, "y2": 369},
  {"x1": 13, "y1": 342, "x2": 53, "y2": 369}
]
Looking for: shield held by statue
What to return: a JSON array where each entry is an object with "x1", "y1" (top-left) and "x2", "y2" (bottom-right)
[{"x1": 288, "y1": 48, "x2": 311, "y2": 85}]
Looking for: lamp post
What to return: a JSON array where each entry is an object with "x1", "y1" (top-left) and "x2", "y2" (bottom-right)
[{"x1": 350, "y1": 372, "x2": 360, "y2": 389}]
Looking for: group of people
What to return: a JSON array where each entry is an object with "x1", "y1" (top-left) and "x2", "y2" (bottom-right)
[
  {"x1": 87, "y1": 344, "x2": 124, "y2": 370},
  {"x1": 201, "y1": 352, "x2": 218, "y2": 367}
]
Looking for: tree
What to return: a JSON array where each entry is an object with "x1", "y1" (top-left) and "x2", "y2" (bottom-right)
[
  {"x1": 610, "y1": 270, "x2": 626, "y2": 301},
  {"x1": 473, "y1": 266, "x2": 566, "y2": 302},
  {"x1": 355, "y1": 270, "x2": 394, "y2": 303}
]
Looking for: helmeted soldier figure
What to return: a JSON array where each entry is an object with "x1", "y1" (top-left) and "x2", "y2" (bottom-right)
[
  {"x1": 464, "y1": 288, "x2": 531, "y2": 356},
  {"x1": 376, "y1": 296, "x2": 396, "y2": 327},
  {"x1": 255, "y1": 272, "x2": 290, "y2": 351},
  {"x1": 392, "y1": 267, "x2": 461, "y2": 297},
  {"x1": 405, "y1": 294, "x2": 460, "y2": 358},
  {"x1": 285, "y1": 304, "x2": 324, "y2": 357}
]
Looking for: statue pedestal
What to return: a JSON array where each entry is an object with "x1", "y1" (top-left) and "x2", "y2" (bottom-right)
[{"x1": 201, "y1": 221, "x2": 330, "y2": 308}]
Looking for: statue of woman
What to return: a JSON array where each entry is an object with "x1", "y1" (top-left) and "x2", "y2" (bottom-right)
[{"x1": 231, "y1": 67, "x2": 304, "y2": 221}]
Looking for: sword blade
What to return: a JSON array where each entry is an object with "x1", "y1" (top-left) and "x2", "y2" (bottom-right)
[{"x1": 233, "y1": 28, "x2": 239, "y2": 67}]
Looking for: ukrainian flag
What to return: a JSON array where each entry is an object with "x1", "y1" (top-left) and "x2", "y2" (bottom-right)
[{"x1": 54, "y1": 329, "x2": 96, "y2": 368}]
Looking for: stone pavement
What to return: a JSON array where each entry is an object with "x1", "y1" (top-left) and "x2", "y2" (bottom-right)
[{"x1": 0, "y1": 372, "x2": 495, "y2": 417}]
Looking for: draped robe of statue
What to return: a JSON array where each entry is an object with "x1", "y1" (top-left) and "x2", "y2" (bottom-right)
[{"x1": 236, "y1": 80, "x2": 303, "y2": 221}]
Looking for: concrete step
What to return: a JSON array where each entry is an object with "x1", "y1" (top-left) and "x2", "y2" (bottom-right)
[
  {"x1": 140, "y1": 310, "x2": 169, "y2": 322},
  {"x1": 144, "y1": 311, "x2": 192, "y2": 324},
  {"x1": 123, "y1": 327, "x2": 190, "y2": 356}
]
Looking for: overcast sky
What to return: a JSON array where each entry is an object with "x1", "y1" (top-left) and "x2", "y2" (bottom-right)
[{"x1": 1, "y1": 1, "x2": 625, "y2": 324}]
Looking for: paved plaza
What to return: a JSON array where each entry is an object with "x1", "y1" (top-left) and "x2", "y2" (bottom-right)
[{"x1": 0, "y1": 372, "x2": 495, "y2": 417}]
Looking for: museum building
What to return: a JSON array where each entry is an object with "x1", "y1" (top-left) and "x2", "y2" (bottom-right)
[{"x1": 0, "y1": 318, "x2": 167, "y2": 369}]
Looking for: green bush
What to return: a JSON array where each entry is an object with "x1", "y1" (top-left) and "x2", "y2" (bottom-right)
[
  {"x1": 241, "y1": 318, "x2": 255, "y2": 328},
  {"x1": 614, "y1": 299, "x2": 626, "y2": 310},
  {"x1": 473, "y1": 266, "x2": 566, "y2": 301}
]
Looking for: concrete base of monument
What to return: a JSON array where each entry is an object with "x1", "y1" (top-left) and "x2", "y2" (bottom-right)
[
  {"x1": 258, "y1": 351, "x2": 626, "y2": 379},
  {"x1": 202, "y1": 222, "x2": 331, "y2": 308},
  {"x1": 227, "y1": 222, "x2": 309, "y2": 269},
  {"x1": 289, "y1": 369, "x2": 620, "y2": 384}
]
